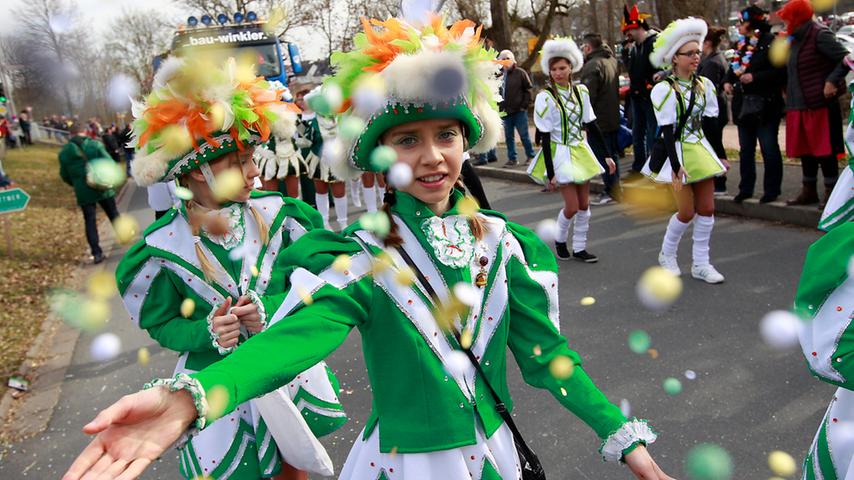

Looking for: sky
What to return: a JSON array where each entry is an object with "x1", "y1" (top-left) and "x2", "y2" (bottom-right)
[{"x1": 0, "y1": 0, "x2": 326, "y2": 60}]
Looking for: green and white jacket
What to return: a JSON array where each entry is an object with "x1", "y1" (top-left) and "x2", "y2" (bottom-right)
[{"x1": 182, "y1": 190, "x2": 655, "y2": 463}]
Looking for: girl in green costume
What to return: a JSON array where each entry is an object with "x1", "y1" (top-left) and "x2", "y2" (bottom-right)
[
  {"x1": 528, "y1": 37, "x2": 616, "y2": 263},
  {"x1": 115, "y1": 57, "x2": 346, "y2": 480},
  {"x1": 66, "y1": 15, "x2": 672, "y2": 480}
]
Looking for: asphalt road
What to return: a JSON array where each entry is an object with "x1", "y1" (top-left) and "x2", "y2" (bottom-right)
[{"x1": 0, "y1": 177, "x2": 828, "y2": 479}]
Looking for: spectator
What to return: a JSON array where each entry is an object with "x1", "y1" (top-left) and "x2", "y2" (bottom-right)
[
  {"x1": 120, "y1": 123, "x2": 135, "y2": 177},
  {"x1": 18, "y1": 109, "x2": 31, "y2": 146},
  {"x1": 101, "y1": 124, "x2": 122, "y2": 162},
  {"x1": 58, "y1": 123, "x2": 119, "y2": 264},
  {"x1": 698, "y1": 25, "x2": 731, "y2": 196},
  {"x1": 580, "y1": 32, "x2": 622, "y2": 204},
  {"x1": 497, "y1": 49, "x2": 536, "y2": 167},
  {"x1": 778, "y1": 0, "x2": 848, "y2": 206},
  {"x1": 0, "y1": 116, "x2": 12, "y2": 188},
  {"x1": 622, "y1": 4, "x2": 660, "y2": 176},
  {"x1": 723, "y1": 5, "x2": 786, "y2": 204}
]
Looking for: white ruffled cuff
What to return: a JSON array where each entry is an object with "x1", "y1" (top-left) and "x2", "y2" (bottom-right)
[
  {"x1": 599, "y1": 418, "x2": 658, "y2": 462},
  {"x1": 143, "y1": 373, "x2": 209, "y2": 448},
  {"x1": 245, "y1": 289, "x2": 268, "y2": 330},
  {"x1": 207, "y1": 303, "x2": 236, "y2": 355}
]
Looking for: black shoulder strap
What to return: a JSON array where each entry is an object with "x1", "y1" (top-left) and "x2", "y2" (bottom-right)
[
  {"x1": 665, "y1": 77, "x2": 697, "y2": 140},
  {"x1": 70, "y1": 137, "x2": 89, "y2": 161},
  {"x1": 572, "y1": 85, "x2": 583, "y2": 120}
]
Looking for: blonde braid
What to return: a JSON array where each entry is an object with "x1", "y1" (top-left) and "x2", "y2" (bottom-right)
[{"x1": 248, "y1": 206, "x2": 269, "y2": 246}]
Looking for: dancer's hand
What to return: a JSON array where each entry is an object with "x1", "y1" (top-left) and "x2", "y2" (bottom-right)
[
  {"x1": 624, "y1": 446, "x2": 675, "y2": 479},
  {"x1": 672, "y1": 168, "x2": 687, "y2": 192},
  {"x1": 233, "y1": 295, "x2": 264, "y2": 334},
  {"x1": 210, "y1": 298, "x2": 240, "y2": 349},
  {"x1": 547, "y1": 178, "x2": 558, "y2": 192},
  {"x1": 63, "y1": 387, "x2": 197, "y2": 480},
  {"x1": 606, "y1": 158, "x2": 617, "y2": 175}
]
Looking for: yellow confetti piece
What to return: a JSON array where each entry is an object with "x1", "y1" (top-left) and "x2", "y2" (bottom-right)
[
  {"x1": 208, "y1": 103, "x2": 227, "y2": 131},
  {"x1": 137, "y1": 347, "x2": 150, "y2": 366},
  {"x1": 637, "y1": 266, "x2": 683, "y2": 311},
  {"x1": 264, "y1": 6, "x2": 287, "y2": 34},
  {"x1": 113, "y1": 214, "x2": 140, "y2": 245},
  {"x1": 769, "y1": 35, "x2": 790, "y2": 68},
  {"x1": 560, "y1": 387, "x2": 567, "y2": 396},
  {"x1": 389, "y1": 446, "x2": 399, "y2": 459},
  {"x1": 460, "y1": 329, "x2": 473, "y2": 349},
  {"x1": 395, "y1": 267, "x2": 415, "y2": 286},
  {"x1": 87, "y1": 271, "x2": 117, "y2": 300},
  {"x1": 206, "y1": 385, "x2": 230, "y2": 421},
  {"x1": 648, "y1": 348, "x2": 659, "y2": 359},
  {"x1": 533, "y1": 344, "x2": 542, "y2": 356},
  {"x1": 580, "y1": 296, "x2": 596, "y2": 306},
  {"x1": 332, "y1": 254, "x2": 351, "y2": 273},
  {"x1": 180, "y1": 298, "x2": 195, "y2": 318},
  {"x1": 251, "y1": 265, "x2": 259, "y2": 277},
  {"x1": 549, "y1": 355, "x2": 575, "y2": 380},
  {"x1": 768, "y1": 451, "x2": 797, "y2": 477},
  {"x1": 212, "y1": 168, "x2": 245, "y2": 201},
  {"x1": 457, "y1": 196, "x2": 479, "y2": 217},
  {"x1": 297, "y1": 286, "x2": 313, "y2": 305},
  {"x1": 812, "y1": 0, "x2": 837, "y2": 12},
  {"x1": 174, "y1": 186, "x2": 194, "y2": 201},
  {"x1": 81, "y1": 299, "x2": 110, "y2": 330},
  {"x1": 159, "y1": 125, "x2": 194, "y2": 155},
  {"x1": 371, "y1": 252, "x2": 394, "y2": 275}
]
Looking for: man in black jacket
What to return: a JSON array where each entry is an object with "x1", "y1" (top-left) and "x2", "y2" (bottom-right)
[
  {"x1": 497, "y1": 49, "x2": 535, "y2": 167},
  {"x1": 622, "y1": 4, "x2": 660, "y2": 176}
]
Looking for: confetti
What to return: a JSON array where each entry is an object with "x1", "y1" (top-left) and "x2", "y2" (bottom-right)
[
  {"x1": 114, "y1": 214, "x2": 140, "y2": 245},
  {"x1": 332, "y1": 254, "x2": 352, "y2": 273},
  {"x1": 339, "y1": 116, "x2": 367, "y2": 140},
  {"x1": 395, "y1": 267, "x2": 416, "y2": 286},
  {"x1": 360, "y1": 211, "x2": 391, "y2": 237},
  {"x1": 685, "y1": 369, "x2": 697, "y2": 380},
  {"x1": 297, "y1": 286, "x2": 313, "y2": 305},
  {"x1": 560, "y1": 387, "x2": 568, "y2": 396},
  {"x1": 549, "y1": 355, "x2": 575, "y2": 380},
  {"x1": 208, "y1": 102, "x2": 229, "y2": 131},
  {"x1": 137, "y1": 347, "x2": 150, "y2": 366},
  {"x1": 431, "y1": 66, "x2": 466, "y2": 98},
  {"x1": 460, "y1": 329, "x2": 473, "y2": 349},
  {"x1": 307, "y1": 84, "x2": 343, "y2": 117},
  {"x1": 453, "y1": 282, "x2": 481, "y2": 307},
  {"x1": 663, "y1": 377, "x2": 682, "y2": 395},
  {"x1": 456, "y1": 196, "x2": 479, "y2": 217},
  {"x1": 87, "y1": 271, "x2": 117, "y2": 300},
  {"x1": 321, "y1": 139, "x2": 344, "y2": 166},
  {"x1": 212, "y1": 168, "x2": 245, "y2": 201},
  {"x1": 264, "y1": 6, "x2": 287, "y2": 34},
  {"x1": 159, "y1": 125, "x2": 194, "y2": 156},
  {"x1": 251, "y1": 265, "x2": 259, "y2": 277},
  {"x1": 107, "y1": 74, "x2": 138, "y2": 110},
  {"x1": 580, "y1": 296, "x2": 596, "y2": 306},
  {"x1": 388, "y1": 162, "x2": 414, "y2": 189},
  {"x1": 88, "y1": 159, "x2": 127, "y2": 189},
  {"x1": 444, "y1": 350, "x2": 470, "y2": 378},
  {"x1": 48, "y1": 13, "x2": 72, "y2": 33},
  {"x1": 206, "y1": 385, "x2": 230, "y2": 420},
  {"x1": 351, "y1": 74, "x2": 387, "y2": 114},
  {"x1": 532, "y1": 344, "x2": 542, "y2": 356},
  {"x1": 400, "y1": 0, "x2": 439, "y2": 27},
  {"x1": 812, "y1": 0, "x2": 838, "y2": 12},
  {"x1": 767, "y1": 451, "x2": 796, "y2": 477},
  {"x1": 619, "y1": 398, "x2": 631, "y2": 417},
  {"x1": 769, "y1": 35, "x2": 790, "y2": 68},
  {"x1": 180, "y1": 298, "x2": 195, "y2": 318},
  {"x1": 684, "y1": 443, "x2": 733, "y2": 480},
  {"x1": 371, "y1": 252, "x2": 394, "y2": 275},
  {"x1": 636, "y1": 266, "x2": 683, "y2": 311},
  {"x1": 535, "y1": 219, "x2": 558, "y2": 243},
  {"x1": 174, "y1": 186, "x2": 194, "y2": 200},
  {"x1": 90, "y1": 333, "x2": 121, "y2": 362},
  {"x1": 628, "y1": 330, "x2": 651, "y2": 354},
  {"x1": 648, "y1": 348, "x2": 659, "y2": 359},
  {"x1": 759, "y1": 310, "x2": 802, "y2": 350},
  {"x1": 847, "y1": 255, "x2": 854, "y2": 278}
]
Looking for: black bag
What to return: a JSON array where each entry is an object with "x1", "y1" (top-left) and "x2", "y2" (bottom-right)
[
  {"x1": 647, "y1": 77, "x2": 697, "y2": 175},
  {"x1": 392, "y1": 245, "x2": 547, "y2": 480},
  {"x1": 738, "y1": 94, "x2": 766, "y2": 120}
]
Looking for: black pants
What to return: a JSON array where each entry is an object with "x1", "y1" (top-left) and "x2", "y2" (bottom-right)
[
  {"x1": 81, "y1": 198, "x2": 119, "y2": 257},
  {"x1": 801, "y1": 155, "x2": 839, "y2": 185},
  {"x1": 737, "y1": 115, "x2": 784, "y2": 196},
  {"x1": 460, "y1": 160, "x2": 491, "y2": 210}
]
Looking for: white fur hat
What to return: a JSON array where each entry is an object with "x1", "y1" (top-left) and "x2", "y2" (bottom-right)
[
  {"x1": 540, "y1": 37, "x2": 584, "y2": 74},
  {"x1": 649, "y1": 17, "x2": 708, "y2": 69}
]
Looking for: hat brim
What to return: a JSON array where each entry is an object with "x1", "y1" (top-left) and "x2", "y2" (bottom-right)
[{"x1": 163, "y1": 131, "x2": 263, "y2": 181}]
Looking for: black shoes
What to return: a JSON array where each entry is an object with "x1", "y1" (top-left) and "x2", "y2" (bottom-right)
[
  {"x1": 733, "y1": 192, "x2": 752, "y2": 204},
  {"x1": 93, "y1": 253, "x2": 106, "y2": 264},
  {"x1": 759, "y1": 194, "x2": 778, "y2": 204},
  {"x1": 572, "y1": 250, "x2": 599, "y2": 263},
  {"x1": 555, "y1": 242, "x2": 571, "y2": 260}
]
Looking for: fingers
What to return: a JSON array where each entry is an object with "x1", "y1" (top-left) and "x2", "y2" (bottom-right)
[
  {"x1": 100, "y1": 458, "x2": 131, "y2": 479},
  {"x1": 115, "y1": 459, "x2": 151, "y2": 480},
  {"x1": 80, "y1": 451, "x2": 114, "y2": 480},
  {"x1": 234, "y1": 295, "x2": 251, "y2": 307},
  {"x1": 63, "y1": 440, "x2": 106, "y2": 480},
  {"x1": 212, "y1": 313, "x2": 239, "y2": 330},
  {"x1": 214, "y1": 297, "x2": 233, "y2": 317},
  {"x1": 230, "y1": 303, "x2": 258, "y2": 318},
  {"x1": 83, "y1": 395, "x2": 134, "y2": 434}
]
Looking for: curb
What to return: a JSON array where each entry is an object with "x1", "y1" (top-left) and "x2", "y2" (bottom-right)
[{"x1": 472, "y1": 165, "x2": 822, "y2": 229}]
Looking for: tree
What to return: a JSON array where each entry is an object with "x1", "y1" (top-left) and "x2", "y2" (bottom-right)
[{"x1": 105, "y1": 10, "x2": 172, "y2": 92}]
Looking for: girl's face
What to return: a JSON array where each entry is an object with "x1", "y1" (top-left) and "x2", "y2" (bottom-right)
[
  {"x1": 381, "y1": 119, "x2": 464, "y2": 209},
  {"x1": 294, "y1": 91, "x2": 309, "y2": 112},
  {"x1": 549, "y1": 58, "x2": 572, "y2": 85},
  {"x1": 673, "y1": 41, "x2": 701, "y2": 75},
  {"x1": 192, "y1": 147, "x2": 260, "y2": 204}
]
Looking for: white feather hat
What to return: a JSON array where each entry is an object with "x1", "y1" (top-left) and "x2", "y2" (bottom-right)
[
  {"x1": 649, "y1": 17, "x2": 708, "y2": 69},
  {"x1": 540, "y1": 37, "x2": 584, "y2": 74}
]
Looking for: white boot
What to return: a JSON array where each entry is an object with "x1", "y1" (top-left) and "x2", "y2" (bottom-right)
[
  {"x1": 571, "y1": 209, "x2": 591, "y2": 253},
  {"x1": 315, "y1": 193, "x2": 330, "y2": 229},
  {"x1": 658, "y1": 214, "x2": 692, "y2": 275},
  {"x1": 362, "y1": 185, "x2": 378, "y2": 213},
  {"x1": 333, "y1": 195, "x2": 349, "y2": 231},
  {"x1": 350, "y1": 179, "x2": 362, "y2": 208},
  {"x1": 691, "y1": 215, "x2": 724, "y2": 284}
]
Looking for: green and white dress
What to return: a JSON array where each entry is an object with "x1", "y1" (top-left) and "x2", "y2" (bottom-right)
[
  {"x1": 185, "y1": 189, "x2": 656, "y2": 479},
  {"x1": 642, "y1": 76, "x2": 726, "y2": 184},
  {"x1": 117, "y1": 191, "x2": 347, "y2": 479},
  {"x1": 528, "y1": 84, "x2": 605, "y2": 185},
  {"x1": 796, "y1": 222, "x2": 854, "y2": 479},
  {"x1": 819, "y1": 81, "x2": 854, "y2": 232}
]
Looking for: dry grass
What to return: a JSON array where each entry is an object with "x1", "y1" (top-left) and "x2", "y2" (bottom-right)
[{"x1": 0, "y1": 144, "x2": 91, "y2": 396}]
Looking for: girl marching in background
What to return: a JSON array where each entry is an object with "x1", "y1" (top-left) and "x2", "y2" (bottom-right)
[
  {"x1": 642, "y1": 18, "x2": 730, "y2": 284},
  {"x1": 528, "y1": 37, "x2": 616, "y2": 263},
  {"x1": 66, "y1": 15, "x2": 672, "y2": 480},
  {"x1": 116, "y1": 57, "x2": 347, "y2": 480}
]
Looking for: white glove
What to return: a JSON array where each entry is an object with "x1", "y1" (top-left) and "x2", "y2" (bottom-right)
[
  {"x1": 274, "y1": 140, "x2": 298, "y2": 179},
  {"x1": 253, "y1": 146, "x2": 279, "y2": 181},
  {"x1": 294, "y1": 137, "x2": 313, "y2": 149}
]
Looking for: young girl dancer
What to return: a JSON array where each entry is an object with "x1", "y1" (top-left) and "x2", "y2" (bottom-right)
[
  {"x1": 528, "y1": 37, "x2": 616, "y2": 263},
  {"x1": 66, "y1": 16, "x2": 670, "y2": 480},
  {"x1": 116, "y1": 58, "x2": 346, "y2": 480},
  {"x1": 642, "y1": 18, "x2": 729, "y2": 284}
]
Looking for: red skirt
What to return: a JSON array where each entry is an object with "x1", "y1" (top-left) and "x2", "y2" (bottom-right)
[{"x1": 786, "y1": 103, "x2": 845, "y2": 158}]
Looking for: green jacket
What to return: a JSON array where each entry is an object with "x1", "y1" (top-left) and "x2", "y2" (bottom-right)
[
  {"x1": 192, "y1": 190, "x2": 644, "y2": 458},
  {"x1": 58, "y1": 136, "x2": 115, "y2": 206}
]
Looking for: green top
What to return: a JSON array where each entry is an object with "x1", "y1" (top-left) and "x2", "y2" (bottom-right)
[
  {"x1": 58, "y1": 136, "x2": 116, "y2": 206},
  {"x1": 116, "y1": 191, "x2": 323, "y2": 372},
  {"x1": 191, "y1": 190, "x2": 635, "y2": 455}
]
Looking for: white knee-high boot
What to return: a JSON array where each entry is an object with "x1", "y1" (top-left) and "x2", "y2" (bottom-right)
[
  {"x1": 556, "y1": 209, "x2": 574, "y2": 243},
  {"x1": 661, "y1": 214, "x2": 692, "y2": 257},
  {"x1": 571, "y1": 209, "x2": 591, "y2": 253},
  {"x1": 350, "y1": 179, "x2": 362, "y2": 208},
  {"x1": 691, "y1": 215, "x2": 724, "y2": 283},
  {"x1": 362, "y1": 185, "x2": 378, "y2": 213},
  {"x1": 333, "y1": 195, "x2": 349, "y2": 230},
  {"x1": 315, "y1": 193, "x2": 330, "y2": 228}
]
